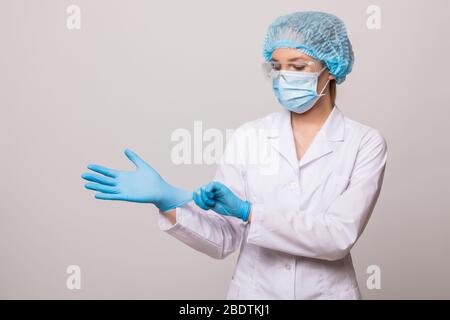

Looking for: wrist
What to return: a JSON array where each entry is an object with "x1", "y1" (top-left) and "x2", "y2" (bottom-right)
[
  {"x1": 240, "y1": 201, "x2": 252, "y2": 222},
  {"x1": 155, "y1": 185, "x2": 193, "y2": 212}
]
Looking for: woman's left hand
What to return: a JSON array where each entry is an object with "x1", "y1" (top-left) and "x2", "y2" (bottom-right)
[
  {"x1": 81, "y1": 148, "x2": 192, "y2": 212},
  {"x1": 193, "y1": 181, "x2": 252, "y2": 222}
]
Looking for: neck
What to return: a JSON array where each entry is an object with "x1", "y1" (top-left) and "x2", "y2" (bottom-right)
[{"x1": 290, "y1": 93, "x2": 333, "y2": 133}]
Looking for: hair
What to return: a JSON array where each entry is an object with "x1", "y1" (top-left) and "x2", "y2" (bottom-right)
[{"x1": 329, "y1": 79, "x2": 336, "y2": 106}]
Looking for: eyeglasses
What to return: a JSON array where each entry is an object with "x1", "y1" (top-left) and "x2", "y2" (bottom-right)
[{"x1": 262, "y1": 60, "x2": 320, "y2": 78}]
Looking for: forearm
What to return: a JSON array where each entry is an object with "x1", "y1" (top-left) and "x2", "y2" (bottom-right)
[
  {"x1": 157, "y1": 202, "x2": 245, "y2": 259},
  {"x1": 246, "y1": 203, "x2": 359, "y2": 260}
]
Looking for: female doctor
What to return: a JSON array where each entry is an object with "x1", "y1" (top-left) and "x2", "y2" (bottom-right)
[{"x1": 82, "y1": 11, "x2": 387, "y2": 299}]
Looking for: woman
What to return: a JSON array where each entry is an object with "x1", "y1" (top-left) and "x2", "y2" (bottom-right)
[{"x1": 82, "y1": 11, "x2": 387, "y2": 299}]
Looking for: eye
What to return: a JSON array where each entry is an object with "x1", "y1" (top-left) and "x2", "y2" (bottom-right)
[
  {"x1": 271, "y1": 62, "x2": 281, "y2": 70},
  {"x1": 292, "y1": 64, "x2": 306, "y2": 71}
]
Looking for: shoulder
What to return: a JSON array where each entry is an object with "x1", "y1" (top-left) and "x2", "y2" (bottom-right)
[
  {"x1": 223, "y1": 112, "x2": 284, "y2": 156},
  {"x1": 234, "y1": 111, "x2": 286, "y2": 132},
  {"x1": 343, "y1": 114, "x2": 387, "y2": 150}
]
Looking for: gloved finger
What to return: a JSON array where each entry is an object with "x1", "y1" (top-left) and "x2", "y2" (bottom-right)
[
  {"x1": 204, "y1": 181, "x2": 217, "y2": 194},
  {"x1": 205, "y1": 190, "x2": 215, "y2": 199},
  {"x1": 81, "y1": 172, "x2": 117, "y2": 186},
  {"x1": 87, "y1": 164, "x2": 118, "y2": 178},
  {"x1": 207, "y1": 181, "x2": 226, "y2": 197},
  {"x1": 124, "y1": 148, "x2": 148, "y2": 169},
  {"x1": 193, "y1": 189, "x2": 212, "y2": 210},
  {"x1": 193, "y1": 190, "x2": 211, "y2": 210},
  {"x1": 85, "y1": 182, "x2": 120, "y2": 194},
  {"x1": 95, "y1": 193, "x2": 126, "y2": 201},
  {"x1": 202, "y1": 183, "x2": 215, "y2": 199},
  {"x1": 200, "y1": 187, "x2": 215, "y2": 206}
]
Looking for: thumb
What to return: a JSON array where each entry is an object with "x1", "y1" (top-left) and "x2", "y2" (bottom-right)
[{"x1": 124, "y1": 148, "x2": 148, "y2": 169}]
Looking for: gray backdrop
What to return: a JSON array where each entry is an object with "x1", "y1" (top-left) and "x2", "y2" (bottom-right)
[{"x1": 1, "y1": 0, "x2": 449, "y2": 299}]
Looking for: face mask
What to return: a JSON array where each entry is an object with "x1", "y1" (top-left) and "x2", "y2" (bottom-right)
[{"x1": 272, "y1": 67, "x2": 330, "y2": 114}]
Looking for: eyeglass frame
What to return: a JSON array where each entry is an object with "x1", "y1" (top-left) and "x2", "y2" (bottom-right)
[{"x1": 262, "y1": 59, "x2": 324, "y2": 78}]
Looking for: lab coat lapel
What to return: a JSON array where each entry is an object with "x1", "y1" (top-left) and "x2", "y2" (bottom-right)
[
  {"x1": 267, "y1": 110, "x2": 300, "y2": 174},
  {"x1": 299, "y1": 105, "x2": 345, "y2": 169},
  {"x1": 298, "y1": 135, "x2": 333, "y2": 169},
  {"x1": 268, "y1": 106, "x2": 345, "y2": 173}
]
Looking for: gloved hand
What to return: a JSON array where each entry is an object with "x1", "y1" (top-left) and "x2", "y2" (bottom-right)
[
  {"x1": 193, "y1": 181, "x2": 251, "y2": 222},
  {"x1": 81, "y1": 148, "x2": 192, "y2": 212}
]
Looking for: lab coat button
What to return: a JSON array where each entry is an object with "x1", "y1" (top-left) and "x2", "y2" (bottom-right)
[{"x1": 285, "y1": 264, "x2": 291, "y2": 270}]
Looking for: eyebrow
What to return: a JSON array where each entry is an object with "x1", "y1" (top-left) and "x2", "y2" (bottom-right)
[{"x1": 271, "y1": 56, "x2": 308, "y2": 62}]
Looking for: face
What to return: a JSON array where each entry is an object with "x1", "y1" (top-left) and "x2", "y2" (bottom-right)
[{"x1": 271, "y1": 48, "x2": 335, "y2": 88}]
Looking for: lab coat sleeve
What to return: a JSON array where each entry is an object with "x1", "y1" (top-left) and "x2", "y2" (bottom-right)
[
  {"x1": 246, "y1": 129, "x2": 387, "y2": 261},
  {"x1": 157, "y1": 130, "x2": 248, "y2": 260}
]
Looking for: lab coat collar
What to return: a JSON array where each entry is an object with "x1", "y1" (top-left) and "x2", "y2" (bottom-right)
[{"x1": 268, "y1": 105, "x2": 345, "y2": 172}]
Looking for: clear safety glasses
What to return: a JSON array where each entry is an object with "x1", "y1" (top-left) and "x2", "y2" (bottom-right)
[{"x1": 262, "y1": 59, "x2": 321, "y2": 78}]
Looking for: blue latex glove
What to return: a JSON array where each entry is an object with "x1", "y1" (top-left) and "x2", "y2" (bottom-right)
[
  {"x1": 81, "y1": 148, "x2": 192, "y2": 212},
  {"x1": 193, "y1": 181, "x2": 251, "y2": 222}
]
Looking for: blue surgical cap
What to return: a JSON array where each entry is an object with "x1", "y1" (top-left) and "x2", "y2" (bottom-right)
[{"x1": 263, "y1": 11, "x2": 354, "y2": 84}]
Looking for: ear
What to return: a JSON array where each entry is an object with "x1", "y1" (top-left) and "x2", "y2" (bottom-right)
[{"x1": 323, "y1": 66, "x2": 335, "y2": 80}]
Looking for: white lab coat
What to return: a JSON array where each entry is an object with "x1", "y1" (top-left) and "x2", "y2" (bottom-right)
[{"x1": 158, "y1": 105, "x2": 387, "y2": 299}]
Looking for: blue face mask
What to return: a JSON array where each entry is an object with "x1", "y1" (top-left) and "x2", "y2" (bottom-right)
[{"x1": 272, "y1": 67, "x2": 330, "y2": 114}]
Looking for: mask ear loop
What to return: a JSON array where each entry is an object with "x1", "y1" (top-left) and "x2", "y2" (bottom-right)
[
  {"x1": 318, "y1": 79, "x2": 330, "y2": 96},
  {"x1": 317, "y1": 67, "x2": 331, "y2": 97}
]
